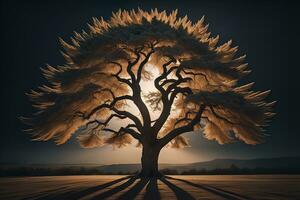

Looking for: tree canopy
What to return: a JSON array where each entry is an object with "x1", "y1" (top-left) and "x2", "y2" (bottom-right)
[{"x1": 22, "y1": 9, "x2": 275, "y2": 149}]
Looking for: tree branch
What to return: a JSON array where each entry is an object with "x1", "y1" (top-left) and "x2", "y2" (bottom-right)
[
  {"x1": 136, "y1": 43, "x2": 155, "y2": 83},
  {"x1": 128, "y1": 44, "x2": 157, "y2": 129},
  {"x1": 182, "y1": 69, "x2": 219, "y2": 88},
  {"x1": 110, "y1": 61, "x2": 132, "y2": 87},
  {"x1": 103, "y1": 123, "x2": 142, "y2": 141},
  {"x1": 158, "y1": 104, "x2": 206, "y2": 148},
  {"x1": 77, "y1": 93, "x2": 144, "y2": 132},
  {"x1": 154, "y1": 56, "x2": 177, "y2": 96},
  {"x1": 152, "y1": 59, "x2": 194, "y2": 136},
  {"x1": 174, "y1": 111, "x2": 196, "y2": 127},
  {"x1": 209, "y1": 105, "x2": 236, "y2": 125},
  {"x1": 111, "y1": 107, "x2": 143, "y2": 131},
  {"x1": 152, "y1": 58, "x2": 177, "y2": 134},
  {"x1": 169, "y1": 87, "x2": 193, "y2": 103},
  {"x1": 84, "y1": 114, "x2": 126, "y2": 129},
  {"x1": 80, "y1": 95, "x2": 132, "y2": 119},
  {"x1": 127, "y1": 47, "x2": 143, "y2": 82}
]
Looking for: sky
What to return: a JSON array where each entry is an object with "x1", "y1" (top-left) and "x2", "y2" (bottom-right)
[{"x1": 0, "y1": 0, "x2": 299, "y2": 165}]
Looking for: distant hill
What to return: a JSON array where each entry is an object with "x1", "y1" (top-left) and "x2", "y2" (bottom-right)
[
  {"x1": 1, "y1": 156, "x2": 299, "y2": 176},
  {"x1": 96, "y1": 156, "x2": 300, "y2": 173},
  {"x1": 167, "y1": 156, "x2": 300, "y2": 172}
]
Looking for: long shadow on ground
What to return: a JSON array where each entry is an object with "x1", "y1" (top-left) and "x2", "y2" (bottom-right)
[
  {"x1": 32, "y1": 175, "x2": 252, "y2": 200},
  {"x1": 116, "y1": 177, "x2": 150, "y2": 199},
  {"x1": 166, "y1": 176, "x2": 252, "y2": 200},
  {"x1": 160, "y1": 176, "x2": 195, "y2": 200},
  {"x1": 143, "y1": 177, "x2": 160, "y2": 200},
  {"x1": 90, "y1": 176, "x2": 139, "y2": 200},
  {"x1": 35, "y1": 176, "x2": 133, "y2": 200}
]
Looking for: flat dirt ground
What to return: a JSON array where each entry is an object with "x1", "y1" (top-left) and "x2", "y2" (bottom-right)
[{"x1": 0, "y1": 175, "x2": 299, "y2": 200}]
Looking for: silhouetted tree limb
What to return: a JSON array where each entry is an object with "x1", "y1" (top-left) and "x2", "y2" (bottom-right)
[
  {"x1": 158, "y1": 104, "x2": 206, "y2": 148},
  {"x1": 103, "y1": 124, "x2": 141, "y2": 141},
  {"x1": 78, "y1": 94, "x2": 144, "y2": 133}
]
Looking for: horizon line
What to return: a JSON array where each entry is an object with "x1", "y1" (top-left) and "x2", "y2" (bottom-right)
[{"x1": 1, "y1": 155, "x2": 299, "y2": 166}]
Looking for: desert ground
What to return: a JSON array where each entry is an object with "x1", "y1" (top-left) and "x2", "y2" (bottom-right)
[{"x1": 0, "y1": 175, "x2": 299, "y2": 200}]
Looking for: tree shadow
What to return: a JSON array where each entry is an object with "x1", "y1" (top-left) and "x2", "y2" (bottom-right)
[
  {"x1": 90, "y1": 176, "x2": 194, "y2": 200},
  {"x1": 37, "y1": 175, "x2": 133, "y2": 200},
  {"x1": 90, "y1": 175, "x2": 139, "y2": 200},
  {"x1": 165, "y1": 176, "x2": 252, "y2": 200},
  {"x1": 144, "y1": 177, "x2": 161, "y2": 200},
  {"x1": 33, "y1": 175, "x2": 252, "y2": 200},
  {"x1": 116, "y1": 177, "x2": 150, "y2": 199},
  {"x1": 159, "y1": 176, "x2": 196, "y2": 200}
]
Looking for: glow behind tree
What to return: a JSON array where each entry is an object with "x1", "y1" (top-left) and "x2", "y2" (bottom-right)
[{"x1": 22, "y1": 9, "x2": 275, "y2": 177}]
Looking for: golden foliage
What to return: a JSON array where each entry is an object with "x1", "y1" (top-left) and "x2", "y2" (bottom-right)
[
  {"x1": 77, "y1": 133, "x2": 104, "y2": 148},
  {"x1": 23, "y1": 8, "x2": 275, "y2": 148},
  {"x1": 105, "y1": 133, "x2": 133, "y2": 148}
]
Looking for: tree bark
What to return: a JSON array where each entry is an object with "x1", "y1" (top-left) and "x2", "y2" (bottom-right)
[{"x1": 140, "y1": 144, "x2": 161, "y2": 177}]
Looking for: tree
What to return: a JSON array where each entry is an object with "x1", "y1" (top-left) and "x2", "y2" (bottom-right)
[{"x1": 22, "y1": 9, "x2": 275, "y2": 177}]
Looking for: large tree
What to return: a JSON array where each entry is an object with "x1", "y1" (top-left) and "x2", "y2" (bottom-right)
[{"x1": 22, "y1": 9, "x2": 275, "y2": 177}]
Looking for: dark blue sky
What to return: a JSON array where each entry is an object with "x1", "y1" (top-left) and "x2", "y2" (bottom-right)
[{"x1": 0, "y1": 0, "x2": 299, "y2": 164}]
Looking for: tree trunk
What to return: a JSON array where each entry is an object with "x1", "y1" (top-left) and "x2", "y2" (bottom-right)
[{"x1": 140, "y1": 144, "x2": 161, "y2": 177}]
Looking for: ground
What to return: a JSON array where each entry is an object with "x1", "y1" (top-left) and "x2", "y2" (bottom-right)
[{"x1": 0, "y1": 175, "x2": 299, "y2": 200}]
